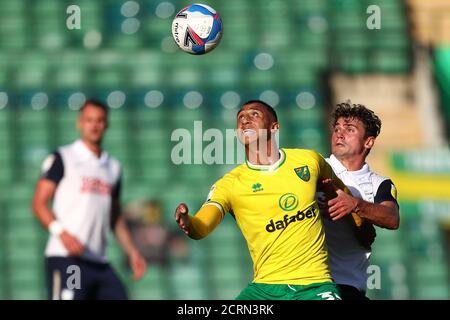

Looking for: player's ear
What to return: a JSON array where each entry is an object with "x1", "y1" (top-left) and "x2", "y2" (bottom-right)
[
  {"x1": 271, "y1": 122, "x2": 280, "y2": 132},
  {"x1": 364, "y1": 136, "x2": 375, "y2": 149}
]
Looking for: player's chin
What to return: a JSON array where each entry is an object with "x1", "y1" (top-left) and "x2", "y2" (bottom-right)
[
  {"x1": 88, "y1": 134, "x2": 103, "y2": 144},
  {"x1": 331, "y1": 146, "x2": 347, "y2": 156},
  {"x1": 237, "y1": 134, "x2": 257, "y2": 146}
]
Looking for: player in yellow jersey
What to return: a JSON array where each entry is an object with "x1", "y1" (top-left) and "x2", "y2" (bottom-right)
[{"x1": 175, "y1": 100, "x2": 360, "y2": 300}]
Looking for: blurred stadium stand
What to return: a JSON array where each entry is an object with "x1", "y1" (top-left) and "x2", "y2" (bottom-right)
[{"x1": 0, "y1": 0, "x2": 448, "y2": 299}]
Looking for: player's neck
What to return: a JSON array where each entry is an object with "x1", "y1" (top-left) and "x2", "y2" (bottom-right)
[
  {"x1": 334, "y1": 154, "x2": 365, "y2": 171},
  {"x1": 246, "y1": 141, "x2": 279, "y2": 166},
  {"x1": 81, "y1": 139, "x2": 102, "y2": 158}
]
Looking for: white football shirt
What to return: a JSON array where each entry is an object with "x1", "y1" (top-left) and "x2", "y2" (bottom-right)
[
  {"x1": 41, "y1": 140, "x2": 121, "y2": 263},
  {"x1": 322, "y1": 154, "x2": 398, "y2": 292}
]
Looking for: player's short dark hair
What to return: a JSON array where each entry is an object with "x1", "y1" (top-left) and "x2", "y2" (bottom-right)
[
  {"x1": 240, "y1": 100, "x2": 278, "y2": 122},
  {"x1": 332, "y1": 101, "x2": 381, "y2": 138},
  {"x1": 80, "y1": 99, "x2": 109, "y2": 115}
]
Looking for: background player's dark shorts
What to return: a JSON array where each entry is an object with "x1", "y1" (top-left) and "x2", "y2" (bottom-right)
[
  {"x1": 337, "y1": 284, "x2": 369, "y2": 300},
  {"x1": 46, "y1": 257, "x2": 127, "y2": 300}
]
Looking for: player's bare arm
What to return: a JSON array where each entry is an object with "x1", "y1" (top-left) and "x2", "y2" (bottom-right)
[
  {"x1": 113, "y1": 215, "x2": 147, "y2": 280},
  {"x1": 349, "y1": 199, "x2": 399, "y2": 230},
  {"x1": 32, "y1": 179, "x2": 84, "y2": 256},
  {"x1": 111, "y1": 194, "x2": 147, "y2": 280},
  {"x1": 322, "y1": 179, "x2": 399, "y2": 229}
]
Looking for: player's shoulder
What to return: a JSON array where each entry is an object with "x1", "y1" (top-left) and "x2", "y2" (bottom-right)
[
  {"x1": 57, "y1": 141, "x2": 75, "y2": 155},
  {"x1": 42, "y1": 143, "x2": 71, "y2": 165},
  {"x1": 370, "y1": 170, "x2": 394, "y2": 189},
  {"x1": 213, "y1": 164, "x2": 243, "y2": 187},
  {"x1": 224, "y1": 164, "x2": 245, "y2": 180},
  {"x1": 369, "y1": 170, "x2": 398, "y2": 201},
  {"x1": 282, "y1": 148, "x2": 325, "y2": 162},
  {"x1": 106, "y1": 153, "x2": 122, "y2": 172},
  {"x1": 107, "y1": 153, "x2": 121, "y2": 166}
]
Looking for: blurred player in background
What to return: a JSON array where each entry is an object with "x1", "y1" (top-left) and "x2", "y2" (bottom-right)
[
  {"x1": 32, "y1": 100, "x2": 147, "y2": 300},
  {"x1": 175, "y1": 100, "x2": 363, "y2": 300},
  {"x1": 124, "y1": 199, "x2": 188, "y2": 266},
  {"x1": 318, "y1": 102, "x2": 400, "y2": 300}
]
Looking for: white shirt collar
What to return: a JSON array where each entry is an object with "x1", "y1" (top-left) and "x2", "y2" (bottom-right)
[
  {"x1": 328, "y1": 154, "x2": 370, "y2": 176},
  {"x1": 246, "y1": 149, "x2": 285, "y2": 171},
  {"x1": 73, "y1": 139, "x2": 109, "y2": 164}
]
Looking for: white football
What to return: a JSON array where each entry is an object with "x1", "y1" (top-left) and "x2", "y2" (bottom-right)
[{"x1": 172, "y1": 3, "x2": 223, "y2": 55}]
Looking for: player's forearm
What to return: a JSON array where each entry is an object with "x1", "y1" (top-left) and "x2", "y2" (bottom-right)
[
  {"x1": 355, "y1": 199, "x2": 399, "y2": 229},
  {"x1": 187, "y1": 205, "x2": 223, "y2": 240},
  {"x1": 341, "y1": 185, "x2": 363, "y2": 227},
  {"x1": 32, "y1": 200, "x2": 57, "y2": 229},
  {"x1": 187, "y1": 215, "x2": 214, "y2": 240},
  {"x1": 114, "y1": 216, "x2": 140, "y2": 255}
]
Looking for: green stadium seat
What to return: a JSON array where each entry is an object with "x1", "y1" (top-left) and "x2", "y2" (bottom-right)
[
  {"x1": 335, "y1": 32, "x2": 370, "y2": 51},
  {"x1": 333, "y1": 15, "x2": 365, "y2": 31},
  {"x1": 9, "y1": 287, "x2": 44, "y2": 300},
  {"x1": 373, "y1": 31, "x2": 410, "y2": 50},
  {"x1": 371, "y1": 50, "x2": 410, "y2": 73},
  {"x1": 336, "y1": 51, "x2": 369, "y2": 73},
  {"x1": 283, "y1": 68, "x2": 319, "y2": 87},
  {"x1": 415, "y1": 282, "x2": 450, "y2": 300},
  {"x1": 296, "y1": 0, "x2": 328, "y2": 12},
  {"x1": 413, "y1": 259, "x2": 448, "y2": 283},
  {"x1": 14, "y1": 55, "x2": 49, "y2": 90}
]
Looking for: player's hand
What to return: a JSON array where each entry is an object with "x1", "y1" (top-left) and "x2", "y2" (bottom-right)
[
  {"x1": 324, "y1": 179, "x2": 359, "y2": 221},
  {"x1": 175, "y1": 203, "x2": 190, "y2": 236},
  {"x1": 316, "y1": 192, "x2": 331, "y2": 220},
  {"x1": 60, "y1": 231, "x2": 85, "y2": 256},
  {"x1": 129, "y1": 249, "x2": 147, "y2": 281}
]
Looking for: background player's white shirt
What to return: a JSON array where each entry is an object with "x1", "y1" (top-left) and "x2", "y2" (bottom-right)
[
  {"x1": 323, "y1": 154, "x2": 395, "y2": 292},
  {"x1": 42, "y1": 140, "x2": 121, "y2": 263}
]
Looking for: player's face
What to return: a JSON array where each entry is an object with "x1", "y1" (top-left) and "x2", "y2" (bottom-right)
[
  {"x1": 332, "y1": 117, "x2": 373, "y2": 159},
  {"x1": 77, "y1": 105, "x2": 108, "y2": 145},
  {"x1": 236, "y1": 103, "x2": 275, "y2": 146}
]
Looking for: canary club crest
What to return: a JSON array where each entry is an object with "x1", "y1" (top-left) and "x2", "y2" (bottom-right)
[{"x1": 294, "y1": 166, "x2": 310, "y2": 182}]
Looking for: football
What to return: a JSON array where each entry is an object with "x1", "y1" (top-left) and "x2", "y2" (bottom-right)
[{"x1": 171, "y1": 3, "x2": 223, "y2": 55}]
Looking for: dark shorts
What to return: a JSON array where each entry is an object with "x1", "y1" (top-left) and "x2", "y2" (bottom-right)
[
  {"x1": 46, "y1": 257, "x2": 128, "y2": 300},
  {"x1": 337, "y1": 284, "x2": 369, "y2": 300}
]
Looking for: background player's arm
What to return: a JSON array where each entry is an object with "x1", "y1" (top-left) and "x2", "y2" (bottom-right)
[
  {"x1": 32, "y1": 178, "x2": 84, "y2": 256},
  {"x1": 175, "y1": 203, "x2": 223, "y2": 240},
  {"x1": 32, "y1": 152, "x2": 85, "y2": 256},
  {"x1": 111, "y1": 178, "x2": 147, "y2": 280},
  {"x1": 32, "y1": 179, "x2": 58, "y2": 229}
]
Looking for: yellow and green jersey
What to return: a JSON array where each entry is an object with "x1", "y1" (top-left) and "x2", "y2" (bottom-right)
[{"x1": 205, "y1": 148, "x2": 340, "y2": 285}]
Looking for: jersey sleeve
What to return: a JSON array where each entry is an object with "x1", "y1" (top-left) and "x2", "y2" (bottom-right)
[
  {"x1": 315, "y1": 151, "x2": 348, "y2": 191},
  {"x1": 203, "y1": 173, "x2": 234, "y2": 217},
  {"x1": 112, "y1": 175, "x2": 121, "y2": 201},
  {"x1": 374, "y1": 179, "x2": 399, "y2": 207},
  {"x1": 40, "y1": 152, "x2": 64, "y2": 185}
]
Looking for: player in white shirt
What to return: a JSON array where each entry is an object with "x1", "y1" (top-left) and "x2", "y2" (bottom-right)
[
  {"x1": 317, "y1": 102, "x2": 400, "y2": 300},
  {"x1": 32, "y1": 100, "x2": 147, "y2": 300}
]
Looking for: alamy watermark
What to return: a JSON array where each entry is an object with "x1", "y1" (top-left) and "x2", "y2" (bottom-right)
[
  {"x1": 66, "y1": 264, "x2": 81, "y2": 290},
  {"x1": 170, "y1": 121, "x2": 279, "y2": 165},
  {"x1": 367, "y1": 5, "x2": 381, "y2": 30},
  {"x1": 66, "y1": 5, "x2": 81, "y2": 30},
  {"x1": 367, "y1": 264, "x2": 381, "y2": 290}
]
